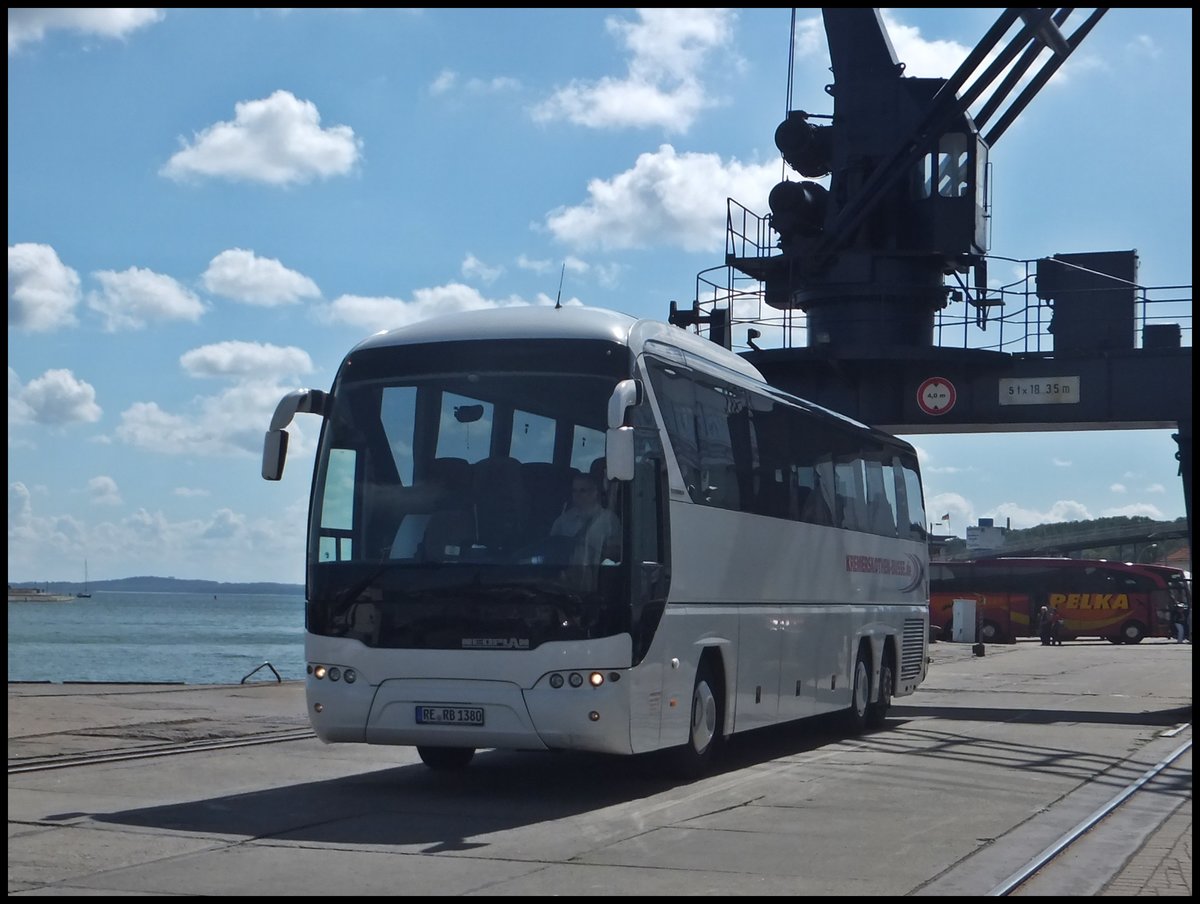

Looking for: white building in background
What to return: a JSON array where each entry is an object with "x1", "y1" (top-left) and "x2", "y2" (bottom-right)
[{"x1": 966, "y1": 518, "x2": 1008, "y2": 555}]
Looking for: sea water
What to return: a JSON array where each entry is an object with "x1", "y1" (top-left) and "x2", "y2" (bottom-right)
[{"x1": 7, "y1": 591, "x2": 306, "y2": 685}]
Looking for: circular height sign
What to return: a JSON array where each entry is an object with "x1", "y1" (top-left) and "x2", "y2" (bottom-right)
[{"x1": 917, "y1": 377, "x2": 956, "y2": 415}]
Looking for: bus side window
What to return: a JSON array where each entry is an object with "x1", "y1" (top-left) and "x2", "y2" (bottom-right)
[
  {"x1": 895, "y1": 456, "x2": 927, "y2": 541},
  {"x1": 747, "y1": 400, "x2": 795, "y2": 519},
  {"x1": 834, "y1": 458, "x2": 868, "y2": 532},
  {"x1": 644, "y1": 359, "x2": 702, "y2": 501},
  {"x1": 864, "y1": 456, "x2": 898, "y2": 538},
  {"x1": 694, "y1": 378, "x2": 740, "y2": 511}
]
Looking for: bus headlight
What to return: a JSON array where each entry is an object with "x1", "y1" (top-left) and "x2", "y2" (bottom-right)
[{"x1": 589, "y1": 671, "x2": 604, "y2": 687}]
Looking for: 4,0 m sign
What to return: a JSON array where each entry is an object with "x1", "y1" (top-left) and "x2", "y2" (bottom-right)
[{"x1": 999, "y1": 376, "x2": 1080, "y2": 405}]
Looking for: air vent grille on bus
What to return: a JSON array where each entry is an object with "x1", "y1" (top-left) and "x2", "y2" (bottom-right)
[{"x1": 900, "y1": 618, "x2": 926, "y2": 679}]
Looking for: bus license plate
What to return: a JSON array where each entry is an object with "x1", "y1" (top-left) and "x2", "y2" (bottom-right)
[{"x1": 415, "y1": 705, "x2": 485, "y2": 726}]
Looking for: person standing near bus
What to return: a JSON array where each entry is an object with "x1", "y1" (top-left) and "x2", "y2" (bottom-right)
[
  {"x1": 1049, "y1": 606, "x2": 1065, "y2": 645},
  {"x1": 1172, "y1": 604, "x2": 1188, "y2": 643},
  {"x1": 1037, "y1": 605, "x2": 1052, "y2": 645}
]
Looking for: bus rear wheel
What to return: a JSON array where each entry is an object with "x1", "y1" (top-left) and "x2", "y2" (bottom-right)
[
  {"x1": 844, "y1": 651, "x2": 871, "y2": 733},
  {"x1": 865, "y1": 660, "x2": 893, "y2": 730},
  {"x1": 417, "y1": 746, "x2": 475, "y2": 771},
  {"x1": 670, "y1": 658, "x2": 722, "y2": 779},
  {"x1": 1119, "y1": 621, "x2": 1146, "y2": 644},
  {"x1": 979, "y1": 620, "x2": 1003, "y2": 644}
]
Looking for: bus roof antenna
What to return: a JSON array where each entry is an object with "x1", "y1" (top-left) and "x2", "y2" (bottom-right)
[{"x1": 554, "y1": 263, "x2": 565, "y2": 309}]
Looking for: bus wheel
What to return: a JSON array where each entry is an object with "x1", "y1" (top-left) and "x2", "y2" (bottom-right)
[
  {"x1": 671, "y1": 658, "x2": 722, "y2": 778},
  {"x1": 865, "y1": 660, "x2": 893, "y2": 730},
  {"x1": 844, "y1": 651, "x2": 871, "y2": 733},
  {"x1": 979, "y1": 620, "x2": 1002, "y2": 644},
  {"x1": 417, "y1": 746, "x2": 475, "y2": 771},
  {"x1": 1119, "y1": 621, "x2": 1147, "y2": 644}
]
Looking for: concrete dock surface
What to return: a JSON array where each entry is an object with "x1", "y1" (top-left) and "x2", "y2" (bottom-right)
[{"x1": 8, "y1": 639, "x2": 1191, "y2": 896}]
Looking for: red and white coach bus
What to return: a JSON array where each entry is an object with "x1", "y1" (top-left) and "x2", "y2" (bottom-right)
[{"x1": 930, "y1": 556, "x2": 1187, "y2": 644}]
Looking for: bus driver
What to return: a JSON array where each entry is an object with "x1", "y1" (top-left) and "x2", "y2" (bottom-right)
[{"x1": 550, "y1": 473, "x2": 621, "y2": 567}]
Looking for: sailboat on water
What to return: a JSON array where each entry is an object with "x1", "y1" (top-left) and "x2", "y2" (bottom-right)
[{"x1": 76, "y1": 560, "x2": 92, "y2": 598}]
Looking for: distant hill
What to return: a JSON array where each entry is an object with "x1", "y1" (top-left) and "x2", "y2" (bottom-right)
[
  {"x1": 9, "y1": 576, "x2": 304, "y2": 596},
  {"x1": 935, "y1": 515, "x2": 1190, "y2": 565}
]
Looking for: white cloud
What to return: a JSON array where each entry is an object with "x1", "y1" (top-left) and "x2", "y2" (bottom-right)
[
  {"x1": 545, "y1": 144, "x2": 777, "y2": 252},
  {"x1": 874, "y1": 12, "x2": 973, "y2": 79},
  {"x1": 542, "y1": 255, "x2": 622, "y2": 291},
  {"x1": 8, "y1": 367, "x2": 34, "y2": 427},
  {"x1": 14, "y1": 369, "x2": 102, "y2": 426},
  {"x1": 793, "y1": 10, "x2": 1079, "y2": 119},
  {"x1": 202, "y1": 507, "x2": 244, "y2": 540},
  {"x1": 430, "y1": 69, "x2": 457, "y2": 95},
  {"x1": 180, "y1": 341, "x2": 314, "y2": 379},
  {"x1": 87, "y1": 266, "x2": 206, "y2": 331},
  {"x1": 201, "y1": 249, "x2": 321, "y2": 306},
  {"x1": 1100, "y1": 502, "x2": 1168, "y2": 520},
  {"x1": 88, "y1": 475, "x2": 122, "y2": 506},
  {"x1": 8, "y1": 8, "x2": 164, "y2": 54},
  {"x1": 991, "y1": 499, "x2": 1092, "y2": 530},
  {"x1": 924, "y1": 492, "x2": 971, "y2": 527},
  {"x1": 429, "y1": 68, "x2": 520, "y2": 102},
  {"x1": 319, "y1": 282, "x2": 545, "y2": 333},
  {"x1": 8, "y1": 243, "x2": 82, "y2": 331},
  {"x1": 173, "y1": 486, "x2": 211, "y2": 497},
  {"x1": 532, "y1": 9, "x2": 737, "y2": 133},
  {"x1": 1126, "y1": 33, "x2": 1161, "y2": 61},
  {"x1": 1110, "y1": 482, "x2": 1128, "y2": 494},
  {"x1": 516, "y1": 255, "x2": 553, "y2": 274},
  {"x1": 9, "y1": 481, "x2": 33, "y2": 525},
  {"x1": 8, "y1": 486, "x2": 310, "y2": 584},
  {"x1": 461, "y1": 254, "x2": 503, "y2": 284},
  {"x1": 117, "y1": 378, "x2": 312, "y2": 459},
  {"x1": 160, "y1": 90, "x2": 363, "y2": 186}
]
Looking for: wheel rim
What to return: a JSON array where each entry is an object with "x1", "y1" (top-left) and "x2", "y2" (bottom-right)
[
  {"x1": 691, "y1": 679, "x2": 717, "y2": 753},
  {"x1": 980, "y1": 622, "x2": 996, "y2": 642},
  {"x1": 853, "y1": 659, "x2": 870, "y2": 716}
]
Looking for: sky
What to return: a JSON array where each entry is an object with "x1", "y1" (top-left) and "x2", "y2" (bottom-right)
[{"x1": 8, "y1": 8, "x2": 1193, "y2": 585}]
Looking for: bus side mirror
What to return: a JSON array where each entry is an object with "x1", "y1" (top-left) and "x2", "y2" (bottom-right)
[
  {"x1": 607, "y1": 379, "x2": 642, "y2": 430},
  {"x1": 606, "y1": 427, "x2": 635, "y2": 482},
  {"x1": 262, "y1": 429, "x2": 289, "y2": 481},
  {"x1": 605, "y1": 379, "x2": 642, "y2": 482},
  {"x1": 261, "y1": 388, "x2": 329, "y2": 481}
]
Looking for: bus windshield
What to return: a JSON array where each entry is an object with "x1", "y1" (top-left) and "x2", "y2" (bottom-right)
[{"x1": 306, "y1": 338, "x2": 634, "y2": 651}]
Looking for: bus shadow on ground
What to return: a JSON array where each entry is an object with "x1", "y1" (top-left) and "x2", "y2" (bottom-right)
[
  {"x1": 83, "y1": 714, "x2": 870, "y2": 845},
  {"x1": 888, "y1": 702, "x2": 1192, "y2": 727},
  {"x1": 75, "y1": 703, "x2": 1190, "y2": 845},
  {"x1": 86, "y1": 752, "x2": 678, "y2": 845}
]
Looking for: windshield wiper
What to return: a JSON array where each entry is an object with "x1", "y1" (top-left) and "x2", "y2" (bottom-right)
[{"x1": 334, "y1": 559, "x2": 407, "y2": 607}]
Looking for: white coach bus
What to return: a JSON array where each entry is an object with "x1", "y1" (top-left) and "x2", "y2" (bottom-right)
[{"x1": 263, "y1": 305, "x2": 929, "y2": 775}]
